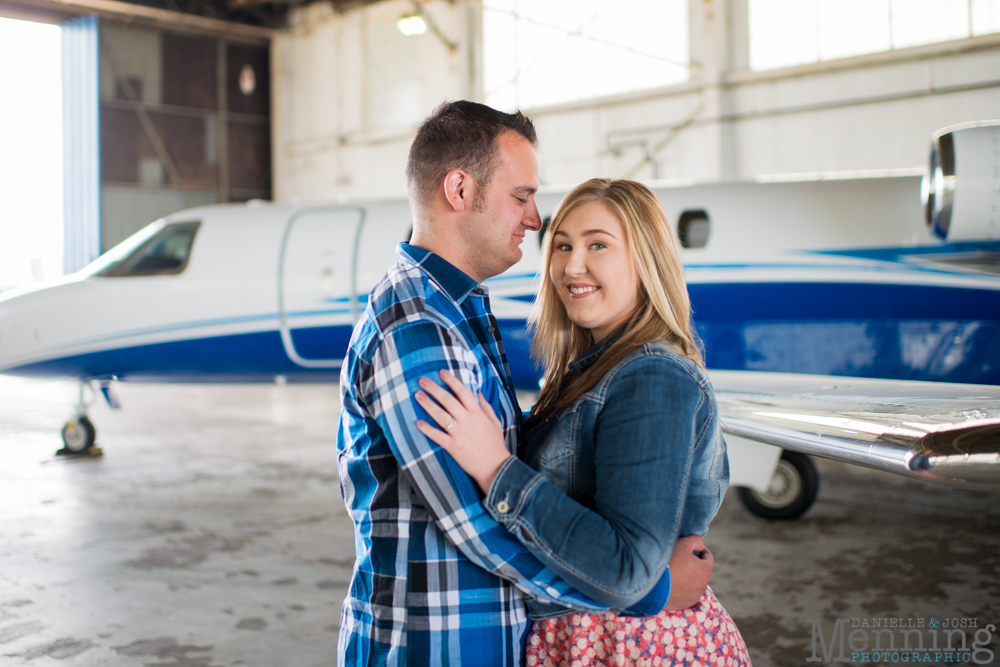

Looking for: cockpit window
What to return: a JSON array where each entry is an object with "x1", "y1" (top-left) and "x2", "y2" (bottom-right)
[{"x1": 94, "y1": 221, "x2": 201, "y2": 277}]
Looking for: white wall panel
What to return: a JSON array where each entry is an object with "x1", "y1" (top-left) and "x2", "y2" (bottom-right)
[
  {"x1": 273, "y1": 0, "x2": 1000, "y2": 201},
  {"x1": 273, "y1": 0, "x2": 478, "y2": 202}
]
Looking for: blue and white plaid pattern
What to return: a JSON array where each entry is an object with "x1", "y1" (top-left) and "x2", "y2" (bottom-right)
[{"x1": 337, "y1": 244, "x2": 609, "y2": 666}]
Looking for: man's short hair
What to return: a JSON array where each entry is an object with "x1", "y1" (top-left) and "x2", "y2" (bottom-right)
[{"x1": 406, "y1": 100, "x2": 537, "y2": 209}]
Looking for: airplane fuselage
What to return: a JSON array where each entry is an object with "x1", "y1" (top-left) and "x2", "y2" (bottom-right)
[{"x1": 2, "y1": 178, "x2": 1000, "y2": 390}]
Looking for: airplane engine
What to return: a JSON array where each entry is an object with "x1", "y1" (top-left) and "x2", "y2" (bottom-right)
[{"x1": 923, "y1": 120, "x2": 1000, "y2": 241}]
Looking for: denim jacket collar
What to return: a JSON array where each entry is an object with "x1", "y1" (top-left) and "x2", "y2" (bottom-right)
[{"x1": 567, "y1": 327, "x2": 625, "y2": 375}]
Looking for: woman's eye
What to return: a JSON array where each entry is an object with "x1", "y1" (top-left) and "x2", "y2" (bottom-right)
[
  {"x1": 555, "y1": 243, "x2": 571, "y2": 251},
  {"x1": 590, "y1": 242, "x2": 607, "y2": 250}
]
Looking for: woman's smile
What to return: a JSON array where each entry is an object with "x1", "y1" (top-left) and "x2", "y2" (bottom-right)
[{"x1": 567, "y1": 283, "x2": 600, "y2": 297}]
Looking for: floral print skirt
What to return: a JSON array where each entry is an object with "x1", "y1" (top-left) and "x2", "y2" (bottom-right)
[{"x1": 524, "y1": 586, "x2": 751, "y2": 667}]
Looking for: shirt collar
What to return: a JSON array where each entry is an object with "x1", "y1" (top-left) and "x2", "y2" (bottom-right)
[
  {"x1": 398, "y1": 243, "x2": 483, "y2": 303},
  {"x1": 567, "y1": 326, "x2": 625, "y2": 374}
]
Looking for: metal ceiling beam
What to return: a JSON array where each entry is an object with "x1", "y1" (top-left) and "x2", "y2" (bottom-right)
[
  {"x1": 0, "y1": 0, "x2": 274, "y2": 41},
  {"x1": 0, "y1": 0, "x2": 75, "y2": 23},
  {"x1": 225, "y1": 0, "x2": 379, "y2": 9}
]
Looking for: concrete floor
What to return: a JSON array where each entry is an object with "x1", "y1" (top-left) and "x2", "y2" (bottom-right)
[{"x1": 0, "y1": 375, "x2": 997, "y2": 667}]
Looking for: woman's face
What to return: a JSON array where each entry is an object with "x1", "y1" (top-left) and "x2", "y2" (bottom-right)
[{"x1": 549, "y1": 200, "x2": 638, "y2": 343}]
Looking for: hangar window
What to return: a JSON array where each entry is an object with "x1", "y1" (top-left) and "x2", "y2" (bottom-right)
[
  {"x1": 749, "y1": 0, "x2": 1000, "y2": 71},
  {"x1": 483, "y1": 0, "x2": 689, "y2": 110},
  {"x1": 677, "y1": 210, "x2": 710, "y2": 249},
  {"x1": 94, "y1": 221, "x2": 200, "y2": 277}
]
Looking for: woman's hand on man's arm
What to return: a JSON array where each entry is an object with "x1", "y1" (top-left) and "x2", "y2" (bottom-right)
[
  {"x1": 414, "y1": 370, "x2": 513, "y2": 493},
  {"x1": 664, "y1": 535, "x2": 714, "y2": 610}
]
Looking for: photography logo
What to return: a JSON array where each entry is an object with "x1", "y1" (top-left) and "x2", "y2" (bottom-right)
[{"x1": 806, "y1": 617, "x2": 995, "y2": 664}]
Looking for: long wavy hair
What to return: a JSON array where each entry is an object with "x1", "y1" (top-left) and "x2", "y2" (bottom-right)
[{"x1": 525, "y1": 178, "x2": 703, "y2": 428}]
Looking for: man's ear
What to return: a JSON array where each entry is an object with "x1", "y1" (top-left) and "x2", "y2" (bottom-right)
[{"x1": 443, "y1": 169, "x2": 472, "y2": 212}]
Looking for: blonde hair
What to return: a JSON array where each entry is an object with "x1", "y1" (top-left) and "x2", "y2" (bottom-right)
[{"x1": 526, "y1": 178, "x2": 703, "y2": 427}]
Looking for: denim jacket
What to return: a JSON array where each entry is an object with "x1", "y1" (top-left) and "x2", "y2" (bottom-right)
[{"x1": 483, "y1": 336, "x2": 730, "y2": 620}]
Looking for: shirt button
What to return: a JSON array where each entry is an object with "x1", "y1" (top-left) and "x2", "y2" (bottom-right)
[
  {"x1": 487, "y1": 326, "x2": 496, "y2": 334},
  {"x1": 496, "y1": 500, "x2": 510, "y2": 514}
]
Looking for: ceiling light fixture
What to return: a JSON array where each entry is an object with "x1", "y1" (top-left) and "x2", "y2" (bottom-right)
[
  {"x1": 396, "y1": 15, "x2": 428, "y2": 36},
  {"x1": 396, "y1": 1, "x2": 458, "y2": 52}
]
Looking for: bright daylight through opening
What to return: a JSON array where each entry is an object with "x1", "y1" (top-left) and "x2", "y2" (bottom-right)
[
  {"x1": 0, "y1": 17, "x2": 63, "y2": 292},
  {"x1": 483, "y1": 0, "x2": 689, "y2": 111},
  {"x1": 750, "y1": 0, "x2": 1000, "y2": 71}
]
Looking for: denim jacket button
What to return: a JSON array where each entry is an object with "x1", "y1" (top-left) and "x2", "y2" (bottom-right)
[{"x1": 496, "y1": 500, "x2": 510, "y2": 514}]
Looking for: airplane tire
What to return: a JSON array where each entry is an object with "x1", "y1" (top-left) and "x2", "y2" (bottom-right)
[
  {"x1": 60, "y1": 416, "x2": 96, "y2": 454},
  {"x1": 737, "y1": 450, "x2": 818, "y2": 520}
]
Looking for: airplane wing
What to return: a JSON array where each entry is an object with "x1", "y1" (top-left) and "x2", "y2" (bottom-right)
[{"x1": 710, "y1": 371, "x2": 1000, "y2": 490}]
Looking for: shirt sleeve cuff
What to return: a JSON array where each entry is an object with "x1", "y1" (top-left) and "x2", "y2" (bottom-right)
[
  {"x1": 621, "y1": 566, "x2": 671, "y2": 616},
  {"x1": 484, "y1": 455, "x2": 544, "y2": 524}
]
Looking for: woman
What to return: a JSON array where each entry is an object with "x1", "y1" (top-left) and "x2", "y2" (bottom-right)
[{"x1": 414, "y1": 179, "x2": 750, "y2": 666}]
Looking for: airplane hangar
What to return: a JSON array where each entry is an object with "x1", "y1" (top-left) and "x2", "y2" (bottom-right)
[{"x1": 1, "y1": 1, "x2": 999, "y2": 666}]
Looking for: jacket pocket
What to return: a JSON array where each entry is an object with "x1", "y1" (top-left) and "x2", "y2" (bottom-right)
[{"x1": 531, "y1": 415, "x2": 578, "y2": 495}]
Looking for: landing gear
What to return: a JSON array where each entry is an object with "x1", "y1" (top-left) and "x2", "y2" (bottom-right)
[
  {"x1": 59, "y1": 416, "x2": 97, "y2": 455},
  {"x1": 737, "y1": 450, "x2": 819, "y2": 520},
  {"x1": 55, "y1": 380, "x2": 114, "y2": 457}
]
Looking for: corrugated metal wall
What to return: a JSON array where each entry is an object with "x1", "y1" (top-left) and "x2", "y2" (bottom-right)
[
  {"x1": 98, "y1": 22, "x2": 271, "y2": 250},
  {"x1": 61, "y1": 14, "x2": 100, "y2": 274}
]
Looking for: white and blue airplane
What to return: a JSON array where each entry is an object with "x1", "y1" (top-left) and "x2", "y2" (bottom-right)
[{"x1": 1, "y1": 121, "x2": 998, "y2": 519}]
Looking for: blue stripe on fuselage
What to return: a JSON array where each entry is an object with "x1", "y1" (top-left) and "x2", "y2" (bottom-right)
[
  {"x1": 817, "y1": 240, "x2": 1000, "y2": 262},
  {"x1": 688, "y1": 282, "x2": 1000, "y2": 320},
  {"x1": 3, "y1": 327, "x2": 346, "y2": 382},
  {"x1": 498, "y1": 282, "x2": 1000, "y2": 388},
  {"x1": 5, "y1": 280, "x2": 1000, "y2": 387}
]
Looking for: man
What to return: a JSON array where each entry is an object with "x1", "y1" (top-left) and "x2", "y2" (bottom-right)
[{"x1": 337, "y1": 101, "x2": 712, "y2": 666}]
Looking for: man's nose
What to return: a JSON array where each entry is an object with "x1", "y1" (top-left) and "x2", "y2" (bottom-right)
[{"x1": 523, "y1": 199, "x2": 542, "y2": 231}]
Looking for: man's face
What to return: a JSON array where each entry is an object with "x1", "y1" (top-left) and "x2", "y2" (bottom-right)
[{"x1": 464, "y1": 132, "x2": 542, "y2": 280}]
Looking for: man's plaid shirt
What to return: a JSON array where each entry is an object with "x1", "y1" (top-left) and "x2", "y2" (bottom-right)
[{"x1": 336, "y1": 245, "x2": 614, "y2": 666}]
